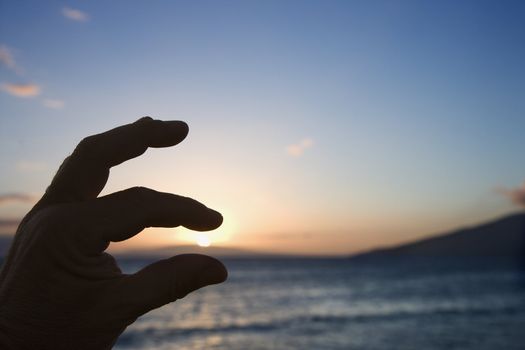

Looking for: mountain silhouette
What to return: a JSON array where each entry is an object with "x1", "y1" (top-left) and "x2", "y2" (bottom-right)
[{"x1": 351, "y1": 212, "x2": 525, "y2": 259}]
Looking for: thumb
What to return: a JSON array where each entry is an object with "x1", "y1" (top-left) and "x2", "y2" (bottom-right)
[{"x1": 114, "y1": 254, "x2": 227, "y2": 320}]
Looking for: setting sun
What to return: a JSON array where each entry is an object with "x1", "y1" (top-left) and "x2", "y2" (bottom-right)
[
  {"x1": 195, "y1": 234, "x2": 211, "y2": 247},
  {"x1": 171, "y1": 211, "x2": 236, "y2": 248}
]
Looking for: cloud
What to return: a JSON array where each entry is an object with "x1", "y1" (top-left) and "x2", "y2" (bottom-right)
[
  {"x1": 0, "y1": 46, "x2": 15, "y2": 69},
  {"x1": 0, "y1": 45, "x2": 24, "y2": 75},
  {"x1": 62, "y1": 7, "x2": 90, "y2": 22},
  {"x1": 286, "y1": 138, "x2": 314, "y2": 157},
  {"x1": 499, "y1": 182, "x2": 525, "y2": 208},
  {"x1": 0, "y1": 193, "x2": 36, "y2": 206},
  {"x1": 1, "y1": 83, "x2": 41, "y2": 97},
  {"x1": 1, "y1": 47, "x2": 62, "y2": 107},
  {"x1": 43, "y1": 99, "x2": 65, "y2": 109}
]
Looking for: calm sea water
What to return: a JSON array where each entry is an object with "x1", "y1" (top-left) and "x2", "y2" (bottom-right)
[{"x1": 114, "y1": 257, "x2": 525, "y2": 350}]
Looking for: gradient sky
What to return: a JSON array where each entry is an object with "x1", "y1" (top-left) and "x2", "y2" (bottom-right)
[{"x1": 1, "y1": 0, "x2": 525, "y2": 255}]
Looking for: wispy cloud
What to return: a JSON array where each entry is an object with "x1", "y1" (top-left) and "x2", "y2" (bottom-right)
[
  {"x1": 1, "y1": 83, "x2": 41, "y2": 97},
  {"x1": 1, "y1": 46, "x2": 64, "y2": 107},
  {"x1": 0, "y1": 193, "x2": 35, "y2": 206},
  {"x1": 62, "y1": 7, "x2": 90, "y2": 22},
  {"x1": 499, "y1": 182, "x2": 525, "y2": 208},
  {"x1": 286, "y1": 138, "x2": 314, "y2": 157},
  {"x1": 43, "y1": 98, "x2": 65, "y2": 109},
  {"x1": 0, "y1": 45, "x2": 19, "y2": 71},
  {"x1": 0, "y1": 46, "x2": 15, "y2": 69}
]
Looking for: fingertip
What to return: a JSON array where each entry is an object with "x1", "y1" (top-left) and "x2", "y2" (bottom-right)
[
  {"x1": 164, "y1": 120, "x2": 189, "y2": 144},
  {"x1": 183, "y1": 207, "x2": 223, "y2": 231},
  {"x1": 179, "y1": 120, "x2": 189, "y2": 138},
  {"x1": 172, "y1": 254, "x2": 227, "y2": 294},
  {"x1": 207, "y1": 259, "x2": 228, "y2": 285},
  {"x1": 198, "y1": 256, "x2": 228, "y2": 286},
  {"x1": 147, "y1": 120, "x2": 189, "y2": 147},
  {"x1": 202, "y1": 208, "x2": 223, "y2": 231},
  {"x1": 209, "y1": 209, "x2": 223, "y2": 229}
]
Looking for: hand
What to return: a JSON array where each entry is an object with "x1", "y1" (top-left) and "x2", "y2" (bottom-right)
[{"x1": 0, "y1": 117, "x2": 227, "y2": 349}]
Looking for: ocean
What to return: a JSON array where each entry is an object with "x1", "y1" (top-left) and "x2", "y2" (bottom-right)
[{"x1": 114, "y1": 257, "x2": 525, "y2": 350}]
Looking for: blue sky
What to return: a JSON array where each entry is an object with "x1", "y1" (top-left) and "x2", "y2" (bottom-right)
[{"x1": 1, "y1": 0, "x2": 525, "y2": 254}]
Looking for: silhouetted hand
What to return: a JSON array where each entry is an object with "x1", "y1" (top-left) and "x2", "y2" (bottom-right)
[{"x1": 0, "y1": 117, "x2": 227, "y2": 349}]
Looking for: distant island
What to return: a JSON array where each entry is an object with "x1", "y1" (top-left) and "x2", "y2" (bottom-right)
[
  {"x1": 1, "y1": 212, "x2": 524, "y2": 259},
  {"x1": 351, "y1": 212, "x2": 525, "y2": 259}
]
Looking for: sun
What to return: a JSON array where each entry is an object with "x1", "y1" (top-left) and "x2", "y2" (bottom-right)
[
  {"x1": 170, "y1": 211, "x2": 236, "y2": 247},
  {"x1": 195, "y1": 234, "x2": 211, "y2": 247}
]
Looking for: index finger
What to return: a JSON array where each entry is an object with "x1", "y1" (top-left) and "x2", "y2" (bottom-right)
[{"x1": 40, "y1": 117, "x2": 189, "y2": 206}]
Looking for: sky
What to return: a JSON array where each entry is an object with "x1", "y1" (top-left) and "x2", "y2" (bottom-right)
[{"x1": 1, "y1": 0, "x2": 525, "y2": 255}]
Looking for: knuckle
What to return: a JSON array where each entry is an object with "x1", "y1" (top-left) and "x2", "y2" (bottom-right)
[
  {"x1": 77, "y1": 135, "x2": 97, "y2": 150},
  {"x1": 74, "y1": 135, "x2": 102, "y2": 160},
  {"x1": 24, "y1": 206, "x2": 72, "y2": 244},
  {"x1": 127, "y1": 186, "x2": 155, "y2": 200},
  {"x1": 30, "y1": 206, "x2": 65, "y2": 231},
  {"x1": 121, "y1": 187, "x2": 157, "y2": 215},
  {"x1": 179, "y1": 195, "x2": 198, "y2": 207},
  {"x1": 136, "y1": 116, "x2": 153, "y2": 123}
]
